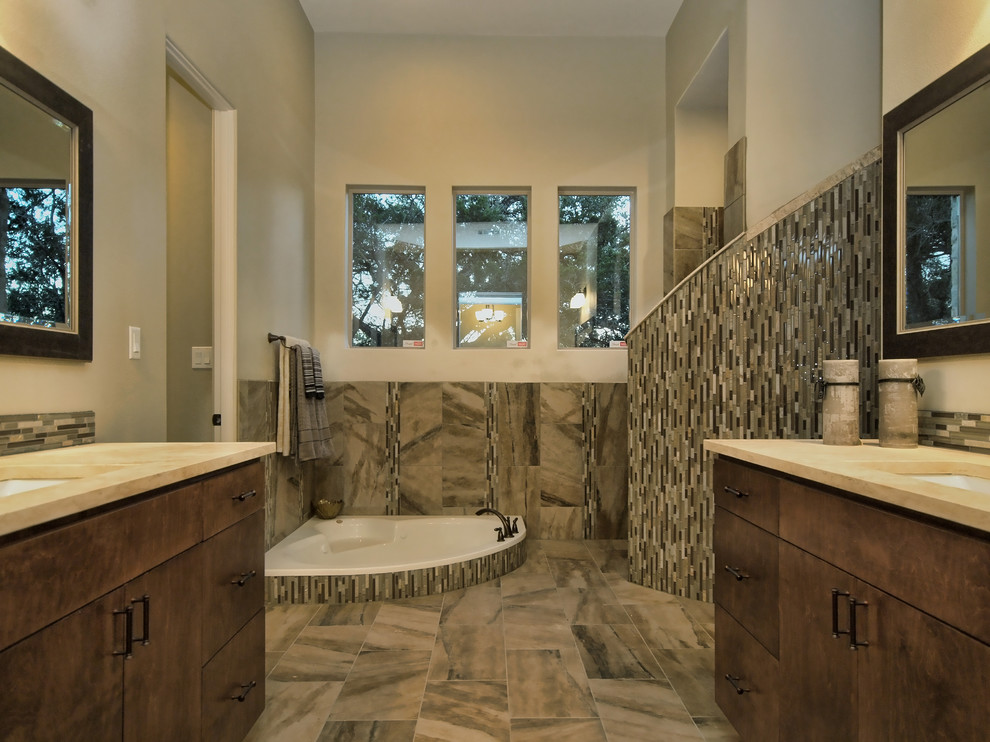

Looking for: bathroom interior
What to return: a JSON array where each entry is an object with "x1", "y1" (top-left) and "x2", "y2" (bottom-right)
[{"x1": 2, "y1": 0, "x2": 990, "y2": 740}]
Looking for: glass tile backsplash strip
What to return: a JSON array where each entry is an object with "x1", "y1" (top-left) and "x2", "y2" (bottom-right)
[
  {"x1": 628, "y1": 155, "x2": 883, "y2": 602},
  {"x1": 0, "y1": 411, "x2": 95, "y2": 455}
]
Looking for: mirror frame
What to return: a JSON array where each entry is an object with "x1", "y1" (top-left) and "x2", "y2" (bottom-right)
[
  {"x1": 0, "y1": 45, "x2": 92, "y2": 361},
  {"x1": 883, "y1": 42, "x2": 990, "y2": 359}
]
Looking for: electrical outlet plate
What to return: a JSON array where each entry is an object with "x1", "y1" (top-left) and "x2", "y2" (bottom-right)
[{"x1": 191, "y1": 346, "x2": 213, "y2": 369}]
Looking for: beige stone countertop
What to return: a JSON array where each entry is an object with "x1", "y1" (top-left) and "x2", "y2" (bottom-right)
[
  {"x1": 0, "y1": 441, "x2": 275, "y2": 538},
  {"x1": 704, "y1": 438, "x2": 990, "y2": 535}
]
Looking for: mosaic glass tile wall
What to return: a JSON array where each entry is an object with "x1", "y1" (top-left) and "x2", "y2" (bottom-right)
[
  {"x1": 0, "y1": 411, "x2": 95, "y2": 456},
  {"x1": 628, "y1": 156, "x2": 883, "y2": 602}
]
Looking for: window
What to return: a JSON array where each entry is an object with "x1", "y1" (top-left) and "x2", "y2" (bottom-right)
[
  {"x1": 904, "y1": 187, "x2": 974, "y2": 328},
  {"x1": 558, "y1": 191, "x2": 632, "y2": 348},
  {"x1": 1, "y1": 182, "x2": 70, "y2": 327},
  {"x1": 349, "y1": 189, "x2": 425, "y2": 347},
  {"x1": 454, "y1": 191, "x2": 529, "y2": 348}
]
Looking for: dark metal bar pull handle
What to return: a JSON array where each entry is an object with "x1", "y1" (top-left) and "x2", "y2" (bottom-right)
[
  {"x1": 831, "y1": 589, "x2": 851, "y2": 637},
  {"x1": 132, "y1": 595, "x2": 151, "y2": 646},
  {"x1": 112, "y1": 605, "x2": 134, "y2": 658},
  {"x1": 231, "y1": 680, "x2": 257, "y2": 702},
  {"x1": 232, "y1": 570, "x2": 257, "y2": 587},
  {"x1": 723, "y1": 486, "x2": 749, "y2": 498},
  {"x1": 849, "y1": 597, "x2": 870, "y2": 650},
  {"x1": 232, "y1": 489, "x2": 257, "y2": 502},
  {"x1": 724, "y1": 674, "x2": 751, "y2": 695},
  {"x1": 724, "y1": 565, "x2": 751, "y2": 581}
]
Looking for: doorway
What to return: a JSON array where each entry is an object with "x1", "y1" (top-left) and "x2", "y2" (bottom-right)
[{"x1": 164, "y1": 39, "x2": 237, "y2": 442}]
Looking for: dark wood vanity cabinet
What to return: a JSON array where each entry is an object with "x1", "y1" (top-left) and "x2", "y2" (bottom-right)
[
  {"x1": 0, "y1": 460, "x2": 266, "y2": 742},
  {"x1": 714, "y1": 456, "x2": 990, "y2": 741}
]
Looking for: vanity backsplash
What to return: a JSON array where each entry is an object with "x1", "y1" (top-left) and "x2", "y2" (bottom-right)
[
  {"x1": 919, "y1": 410, "x2": 990, "y2": 454},
  {"x1": 0, "y1": 411, "x2": 95, "y2": 456}
]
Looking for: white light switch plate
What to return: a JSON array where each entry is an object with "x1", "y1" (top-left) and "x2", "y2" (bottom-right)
[
  {"x1": 191, "y1": 346, "x2": 213, "y2": 369},
  {"x1": 128, "y1": 326, "x2": 141, "y2": 359}
]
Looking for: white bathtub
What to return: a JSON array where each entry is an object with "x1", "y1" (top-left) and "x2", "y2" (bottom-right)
[{"x1": 265, "y1": 514, "x2": 526, "y2": 577}]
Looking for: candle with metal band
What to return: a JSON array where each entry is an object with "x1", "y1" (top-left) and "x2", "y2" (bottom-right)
[
  {"x1": 878, "y1": 359, "x2": 924, "y2": 448},
  {"x1": 821, "y1": 360, "x2": 862, "y2": 446}
]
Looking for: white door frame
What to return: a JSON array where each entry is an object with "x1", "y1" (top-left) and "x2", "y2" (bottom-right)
[{"x1": 165, "y1": 38, "x2": 237, "y2": 442}]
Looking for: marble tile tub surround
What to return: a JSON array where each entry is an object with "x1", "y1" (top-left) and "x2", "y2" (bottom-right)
[
  {"x1": 307, "y1": 381, "x2": 628, "y2": 541},
  {"x1": 628, "y1": 151, "x2": 883, "y2": 602},
  {"x1": 248, "y1": 539, "x2": 738, "y2": 742},
  {"x1": 0, "y1": 411, "x2": 95, "y2": 456}
]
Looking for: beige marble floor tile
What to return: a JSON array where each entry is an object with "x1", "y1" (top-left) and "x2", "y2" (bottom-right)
[
  {"x1": 312, "y1": 601, "x2": 382, "y2": 626},
  {"x1": 502, "y1": 601, "x2": 570, "y2": 627},
  {"x1": 503, "y1": 622, "x2": 578, "y2": 651},
  {"x1": 264, "y1": 603, "x2": 321, "y2": 652},
  {"x1": 329, "y1": 650, "x2": 432, "y2": 720},
  {"x1": 265, "y1": 651, "x2": 282, "y2": 677},
  {"x1": 416, "y1": 680, "x2": 509, "y2": 741},
  {"x1": 678, "y1": 596, "x2": 716, "y2": 643},
  {"x1": 570, "y1": 624, "x2": 666, "y2": 680},
  {"x1": 506, "y1": 648, "x2": 598, "y2": 719},
  {"x1": 606, "y1": 576, "x2": 683, "y2": 605},
  {"x1": 653, "y1": 648, "x2": 721, "y2": 718},
  {"x1": 588, "y1": 678, "x2": 703, "y2": 742},
  {"x1": 547, "y1": 557, "x2": 614, "y2": 591},
  {"x1": 364, "y1": 600, "x2": 442, "y2": 650},
  {"x1": 624, "y1": 603, "x2": 713, "y2": 650},
  {"x1": 440, "y1": 586, "x2": 503, "y2": 625},
  {"x1": 318, "y1": 720, "x2": 417, "y2": 742},
  {"x1": 509, "y1": 718, "x2": 607, "y2": 741},
  {"x1": 499, "y1": 571, "x2": 557, "y2": 599},
  {"x1": 430, "y1": 624, "x2": 506, "y2": 680},
  {"x1": 691, "y1": 715, "x2": 742, "y2": 741},
  {"x1": 243, "y1": 679, "x2": 342, "y2": 742},
  {"x1": 556, "y1": 588, "x2": 629, "y2": 625},
  {"x1": 539, "y1": 540, "x2": 593, "y2": 559},
  {"x1": 270, "y1": 625, "x2": 370, "y2": 682}
]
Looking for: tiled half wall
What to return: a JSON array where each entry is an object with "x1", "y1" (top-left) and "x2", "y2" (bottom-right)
[
  {"x1": 239, "y1": 380, "x2": 628, "y2": 548},
  {"x1": 627, "y1": 153, "x2": 884, "y2": 602}
]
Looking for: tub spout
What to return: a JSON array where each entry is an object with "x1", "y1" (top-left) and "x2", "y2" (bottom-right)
[{"x1": 475, "y1": 507, "x2": 514, "y2": 538}]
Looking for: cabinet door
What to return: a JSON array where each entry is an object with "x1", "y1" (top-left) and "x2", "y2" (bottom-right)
[
  {"x1": 778, "y1": 543, "x2": 858, "y2": 741},
  {"x1": 0, "y1": 589, "x2": 123, "y2": 742},
  {"x1": 856, "y1": 582, "x2": 990, "y2": 741},
  {"x1": 122, "y1": 546, "x2": 203, "y2": 742}
]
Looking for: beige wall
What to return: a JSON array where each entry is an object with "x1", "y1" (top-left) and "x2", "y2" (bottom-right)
[
  {"x1": 884, "y1": 0, "x2": 990, "y2": 413},
  {"x1": 0, "y1": 0, "x2": 314, "y2": 440},
  {"x1": 313, "y1": 34, "x2": 665, "y2": 383}
]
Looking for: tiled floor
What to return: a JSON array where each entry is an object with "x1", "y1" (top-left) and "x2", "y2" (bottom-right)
[{"x1": 246, "y1": 540, "x2": 740, "y2": 742}]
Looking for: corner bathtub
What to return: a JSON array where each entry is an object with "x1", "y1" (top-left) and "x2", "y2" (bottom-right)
[{"x1": 264, "y1": 514, "x2": 526, "y2": 604}]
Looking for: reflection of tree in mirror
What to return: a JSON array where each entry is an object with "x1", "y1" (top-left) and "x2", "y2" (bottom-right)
[
  {"x1": 905, "y1": 193, "x2": 955, "y2": 327},
  {"x1": 351, "y1": 192, "x2": 425, "y2": 347},
  {"x1": 0, "y1": 186, "x2": 68, "y2": 326},
  {"x1": 558, "y1": 194, "x2": 630, "y2": 347}
]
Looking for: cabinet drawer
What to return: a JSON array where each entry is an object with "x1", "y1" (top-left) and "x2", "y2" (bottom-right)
[
  {"x1": 202, "y1": 461, "x2": 264, "y2": 539},
  {"x1": 714, "y1": 457, "x2": 779, "y2": 534},
  {"x1": 202, "y1": 609, "x2": 265, "y2": 742},
  {"x1": 779, "y1": 477, "x2": 990, "y2": 645},
  {"x1": 0, "y1": 483, "x2": 202, "y2": 651},
  {"x1": 715, "y1": 607, "x2": 778, "y2": 742},
  {"x1": 202, "y1": 510, "x2": 265, "y2": 663},
  {"x1": 714, "y1": 507, "x2": 779, "y2": 656}
]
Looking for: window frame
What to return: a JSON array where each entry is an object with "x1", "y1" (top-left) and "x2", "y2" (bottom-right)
[
  {"x1": 347, "y1": 185, "x2": 427, "y2": 349},
  {"x1": 556, "y1": 187, "x2": 634, "y2": 350},
  {"x1": 452, "y1": 187, "x2": 532, "y2": 350}
]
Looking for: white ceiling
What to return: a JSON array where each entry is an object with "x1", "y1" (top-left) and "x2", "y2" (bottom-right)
[{"x1": 299, "y1": 0, "x2": 684, "y2": 38}]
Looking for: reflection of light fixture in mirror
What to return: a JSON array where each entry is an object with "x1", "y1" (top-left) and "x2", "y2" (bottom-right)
[
  {"x1": 569, "y1": 287, "x2": 587, "y2": 309},
  {"x1": 475, "y1": 304, "x2": 506, "y2": 323},
  {"x1": 381, "y1": 292, "x2": 404, "y2": 313}
]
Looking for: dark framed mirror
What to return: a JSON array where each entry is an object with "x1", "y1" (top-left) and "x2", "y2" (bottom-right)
[
  {"x1": 883, "y1": 41, "x2": 990, "y2": 359},
  {"x1": 0, "y1": 45, "x2": 92, "y2": 361}
]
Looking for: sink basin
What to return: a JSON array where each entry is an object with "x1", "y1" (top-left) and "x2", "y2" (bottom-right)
[
  {"x1": 909, "y1": 473, "x2": 990, "y2": 495},
  {"x1": 0, "y1": 479, "x2": 71, "y2": 498}
]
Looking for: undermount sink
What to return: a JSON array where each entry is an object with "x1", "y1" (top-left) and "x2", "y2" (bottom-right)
[
  {"x1": 909, "y1": 473, "x2": 990, "y2": 495},
  {"x1": 0, "y1": 479, "x2": 71, "y2": 498}
]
